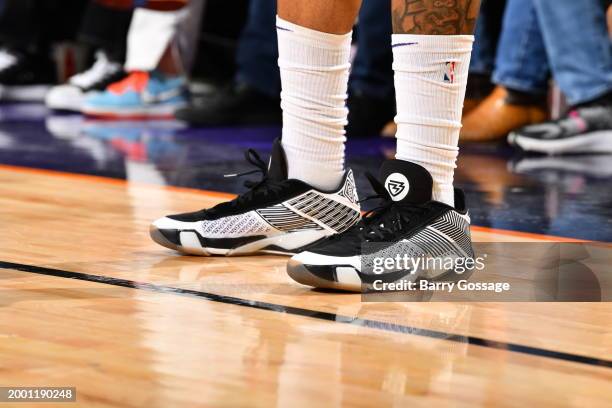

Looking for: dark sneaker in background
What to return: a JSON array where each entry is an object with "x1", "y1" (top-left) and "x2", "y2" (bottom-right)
[
  {"x1": 0, "y1": 48, "x2": 56, "y2": 102},
  {"x1": 346, "y1": 90, "x2": 396, "y2": 138},
  {"x1": 508, "y1": 103, "x2": 612, "y2": 155},
  {"x1": 175, "y1": 82, "x2": 282, "y2": 126},
  {"x1": 287, "y1": 160, "x2": 475, "y2": 292},
  {"x1": 150, "y1": 138, "x2": 361, "y2": 256}
]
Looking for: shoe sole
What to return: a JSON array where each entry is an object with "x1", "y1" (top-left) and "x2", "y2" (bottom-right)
[
  {"x1": 0, "y1": 84, "x2": 52, "y2": 102},
  {"x1": 510, "y1": 156, "x2": 612, "y2": 178},
  {"x1": 287, "y1": 259, "x2": 476, "y2": 293},
  {"x1": 82, "y1": 102, "x2": 188, "y2": 120},
  {"x1": 150, "y1": 225, "x2": 327, "y2": 257},
  {"x1": 287, "y1": 259, "x2": 362, "y2": 291},
  {"x1": 509, "y1": 130, "x2": 612, "y2": 155},
  {"x1": 46, "y1": 95, "x2": 84, "y2": 112}
]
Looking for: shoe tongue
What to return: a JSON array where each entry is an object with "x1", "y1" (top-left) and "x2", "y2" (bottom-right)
[
  {"x1": 267, "y1": 137, "x2": 288, "y2": 182},
  {"x1": 379, "y1": 160, "x2": 433, "y2": 205}
]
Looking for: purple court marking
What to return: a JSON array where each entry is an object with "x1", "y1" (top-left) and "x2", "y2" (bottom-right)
[{"x1": 392, "y1": 42, "x2": 419, "y2": 48}]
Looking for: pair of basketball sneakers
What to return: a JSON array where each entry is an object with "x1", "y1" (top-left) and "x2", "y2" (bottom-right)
[{"x1": 150, "y1": 138, "x2": 474, "y2": 292}]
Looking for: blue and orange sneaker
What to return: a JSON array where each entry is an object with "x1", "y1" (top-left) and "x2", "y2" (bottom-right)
[{"x1": 82, "y1": 70, "x2": 188, "y2": 119}]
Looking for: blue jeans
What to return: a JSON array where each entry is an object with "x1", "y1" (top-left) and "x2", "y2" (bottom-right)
[
  {"x1": 237, "y1": 0, "x2": 394, "y2": 100},
  {"x1": 494, "y1": 0, "x2": 612, "y2": 105},
  {"x1": 235, "y1": 0, "x2": 280, "y2": 97},
  {"x1": 349, "y1": 0, "x2": 394, "y2": 99},
  {"x1": 469, "y1": 0, "x2": 507, "y2": 75}
]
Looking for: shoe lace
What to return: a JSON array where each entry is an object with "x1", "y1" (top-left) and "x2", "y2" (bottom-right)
[
  {"x1": 222, "y1": 148, "x2": 286, "y2": 208},
  {"x1": 331, "y1": 173, "x2": 428, "y2": 242},
  {"x1": 70, "y1": 51, "x2": 120, "y2": 88}
]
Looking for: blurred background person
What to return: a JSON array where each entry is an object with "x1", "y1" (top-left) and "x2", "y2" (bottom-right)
[
  {"x1": 45, "y1": 0, "x2": 134, "y2": 111},
  {"x1": 176, "y1": 0, "x2": 395, "y2": 138},
  {"x1": 462, "y1": 0, "x2": 507, "y2": 115},
  {"x1": 2, "y1": 0, "x2": 610, "y2": 153},
  {"x1": 507, "y1": 0, "x2": 612, "y2": 154},
  {"x1": 461, "y1": 0, "x2": 548, "y2": 143},
  {"x1": 82, "y1": 0, "x2": 205, "y2": 119},
  {"x1": 461, "y1": 0, "x2": 612, "y2": 156},
  {"x1": 176, "y1": 0, "x2": 282, "y2": 126}
]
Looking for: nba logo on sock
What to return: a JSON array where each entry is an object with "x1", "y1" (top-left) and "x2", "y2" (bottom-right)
[
  {"x1": 385, "y1": 173, "x2": 410, "y2": 202},
  {"x1": 443, "y1": 62, "x2": 456, "y2": 84}
]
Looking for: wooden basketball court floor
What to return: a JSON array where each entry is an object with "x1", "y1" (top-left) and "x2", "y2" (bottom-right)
[{"x1": 1, "y1": 164, "x2": 611, "y2": 408}]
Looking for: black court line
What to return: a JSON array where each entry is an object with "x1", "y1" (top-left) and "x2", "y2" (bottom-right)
[{"x1": 2, "y1": 260, "x2": 611, "y2": 370}]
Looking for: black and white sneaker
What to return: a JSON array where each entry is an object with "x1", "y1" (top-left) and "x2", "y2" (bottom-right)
[
  {"x1": 46, "y1": 51, "x2": 126, "y2": 112},
  {"x1": 150, "y1": 138, "x2": 361, "y2": 256},
  {"x1": 287, "y1": 160, "x2": 475, "y2": 292},
  {"x1": 508, "y1": 104, "x2": 612, "y2": 155},
  {"x1": 0, "y1": 48, "x2": 56, "y2": 102}
]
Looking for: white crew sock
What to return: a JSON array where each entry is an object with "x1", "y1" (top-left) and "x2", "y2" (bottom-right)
[
  {"x1": 392, "y1": 34, "x2": 474, "y2": 207},
  {"x1": 276, "y1": 16, "x2": 352, "y2": 191}
]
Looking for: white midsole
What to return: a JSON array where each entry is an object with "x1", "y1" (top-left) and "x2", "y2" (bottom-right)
[
  {"x1": 46, "y1": 95, "x2": 84, "y2": 112},
  {"x1": 510, "y1": 130, "x2": 612, "y2": 155},
  {"x1": 176, "y1": 229, "x2": 329, "y2": 257}
]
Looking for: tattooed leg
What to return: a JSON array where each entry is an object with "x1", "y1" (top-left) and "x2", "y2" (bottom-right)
[
  {"x1": 390, "y1": 0, "x2": 480, "y2": 206},
  {"x1": 392, "y1": 0, "x2": 482, "y2": 35}
]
